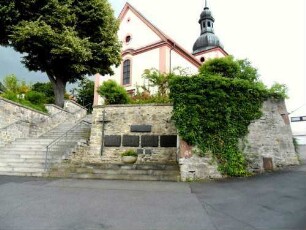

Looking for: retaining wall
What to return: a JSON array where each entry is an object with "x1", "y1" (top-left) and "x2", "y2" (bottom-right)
[
  {"x1": 89, "y1": 100, "x2": 299, "y2": 180},
  {"x1": 90, "y1": 104, "x2": 177, "y2": 164}
]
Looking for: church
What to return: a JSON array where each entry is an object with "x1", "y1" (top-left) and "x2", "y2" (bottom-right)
[{"x1": 93, "y1": 1, "x2": 228, "y2": 105}]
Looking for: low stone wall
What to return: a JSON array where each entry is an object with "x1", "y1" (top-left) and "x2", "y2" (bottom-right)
[
  {"x1": 0, "y1": 97, "x2": 49, "y2": 126},
  {"x1": 88, "y1": 100, "x2": 298, "y2": 181},
  {"x1": 298, "y1": 145, "x2": 306, "y2": 162},
  {"x1": 0, "y1": 120, "x2": 30, "y2": 148},
  {"x1": 179, "y1": 99, "x2": 299, "y2": 181},
  {"x1": 64, "y1": 100, "x2": 87, "y2": 120},
  {"x1": 0, "y1": 97, "x2": 87, "y2": 146},
  {"x1": 90, "y1": 104, "x2": 178, "y2": 164}
]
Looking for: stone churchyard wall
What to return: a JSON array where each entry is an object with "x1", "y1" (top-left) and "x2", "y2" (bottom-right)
[
  {"x1": 0, "y1": 97, "x2": 87, "y2": 147},
  {"x1": 89, "y1": 100, "x2": 299, "y2": 181},
  {"x1": 180, "y1": 99, "x2": 299, "y2": 181},
  {"x1": 90, "y1": 104, "x2": 178, "y2": 164}
]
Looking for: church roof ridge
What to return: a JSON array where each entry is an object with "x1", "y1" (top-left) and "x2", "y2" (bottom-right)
[{"x1": 118, "y1": 2, "x2": 201, "y2": 67}]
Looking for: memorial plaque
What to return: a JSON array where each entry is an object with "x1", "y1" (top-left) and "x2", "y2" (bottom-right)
[
  {"x1": 145, "y1": 149, "x2": 152, "y2": 155},
  {"x1": 131, "y1": 125, "x2": 152, "y2": 132},
  {"x1": 122, "y1": 135, "x2": 140, "y2": 147},
  {"x1": 141, "y1": 135, "x2": 158, "y2": 147},
  {"x1": 160, "y1": 135, "x2": 177, "y2": 147},
  {"x1": 104, "y1": 135, "x2": 121, "y2": 147},
  {"x1": 137, "y1": 149, "x2": 144, "y2": 154}
]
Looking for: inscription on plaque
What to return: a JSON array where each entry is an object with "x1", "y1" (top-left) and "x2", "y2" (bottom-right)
[
  {"x1": 104, "y1": 135, "x2": 121, "y2": 147},
  {"x1": 160, "y1": 135, "x2": 177, "y2": 147},
  {"x1": 141, "y1": 135, "x2": 158, "y2": 147},
  {"x1": 131, "y1": 125, "x2": 152, "y2": 132},
  {"x1": 145, "y1": 149, "x2": 152, "y2": 155},
  {"x1": 122, "y1": 135, "x2": 140, "y2": 147}
]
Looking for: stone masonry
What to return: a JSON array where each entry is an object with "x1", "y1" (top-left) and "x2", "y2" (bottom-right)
[
  {"x1": 89, "y1": 100, "x2": 298, "y2": 181},
  {"x1": 0, "y1": 97, "x2": 87, "y2": 147},
  {"x1": 90, "y1": 104, "x2": 178, "y2": 164},
  {"x1": 179, "y1": 99, "x2": 299, "y2": 181}
]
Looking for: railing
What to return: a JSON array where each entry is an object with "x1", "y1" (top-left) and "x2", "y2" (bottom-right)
[{"x1": 44, "y1": 120, "x2": 91, "y2": 171}]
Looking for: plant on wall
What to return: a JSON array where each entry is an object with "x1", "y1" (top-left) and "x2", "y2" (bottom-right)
[
  {"x1": 97, "y1": 80, "x2": 130, "y2": 105},
  {"x1": 170, "y1": 56, "x2": 286, "y2": 176}
]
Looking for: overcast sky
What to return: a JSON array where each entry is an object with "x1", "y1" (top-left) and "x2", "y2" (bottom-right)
[{"x1": 0, "y1": 0, "x2": 305, "y2": 112}]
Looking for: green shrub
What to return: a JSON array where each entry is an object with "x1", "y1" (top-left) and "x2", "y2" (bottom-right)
[
  {"x1": 269, "y1": 83, "x2": 289, "y2": 99},
  {"x1": 121, "y1": 150, "x2": 138, "y2": 157},
  {"x1": 1, "y1": 91, "x2": 18, "y2": 101},
  {"x1": 170, "y1": 75, "x2": 268, "y2": 177},
  {"x1": 25, "y1": 91, "x2": 46, "y2": 104},
  {"x1": 97, "y1": 80, "x2": 130, "y2": 104}
]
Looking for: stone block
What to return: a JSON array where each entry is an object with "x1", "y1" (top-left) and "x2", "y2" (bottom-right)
[
  {"x1": 141, "y1": 135, "x2": 158, "y2": 147},
  {"x1": 131, "y1": 125, "x2": 152, "y2": 132},
  {"x1": 145, "y1": 149, "x2": 152, "y2": 155},
  {"x1": 137, "y1": 149, "x2": 144, "y2": 154},
  {"x1": 122, "y1": 135, "x2": 140, "y2": 147},
  {"x1": 104, "y1": 135, "x2": 121, "y2": 147},
  {"x1": 160, "y1": 135, "x2": 177, "y2": 147}
]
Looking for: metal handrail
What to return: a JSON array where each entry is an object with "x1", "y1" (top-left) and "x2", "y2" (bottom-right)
[{"x1": 44, "y1": 120, "x2": 91, "y2": 170}]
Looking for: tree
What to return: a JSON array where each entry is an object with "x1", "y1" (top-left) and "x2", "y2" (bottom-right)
[
  {"x1": 31, "y1": 82, "x2": 55, "y2": 104},
  {"x1": 0, "y1": 0, "x2": 121, "y2": 107},
  {"x1": 141, "y1": 67, "x2": 188, "y2": 97},
  {"x1": 97, "y1": 80, "x2": 130, "y2": 105},
  {"x1": 3, "y1": 74, "x2": 19, "y2": 93},
  {"x1": 199, "y1": 56, "x2": 259, "y2": 82},
  {"x1": 74, "y1": 78, "x2": 94, "y2": 112},
  {"x1": 2, "y1": 74, "x2": 30, "y2": 94}
]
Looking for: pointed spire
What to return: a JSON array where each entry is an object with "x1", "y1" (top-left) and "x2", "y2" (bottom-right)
[{"x1": 205, "y1": 0, "x2": 208, "y2": 9}]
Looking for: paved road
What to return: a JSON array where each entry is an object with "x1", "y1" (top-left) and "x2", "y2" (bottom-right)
[{"x1": 0, "y1": 164, "x2": 305, "y2": 230}]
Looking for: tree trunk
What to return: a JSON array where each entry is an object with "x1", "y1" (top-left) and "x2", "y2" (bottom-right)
[{"x1": 47, "y1": 74, "x2": 67, "y2": 108}]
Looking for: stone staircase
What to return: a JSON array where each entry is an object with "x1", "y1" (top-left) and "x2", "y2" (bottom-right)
[
  {"x1": 47, "y1": 162, "x2": 181, "y2": 182},
  {"x1": 0, "y1": 118, "x2": 91, "y2": 177}
]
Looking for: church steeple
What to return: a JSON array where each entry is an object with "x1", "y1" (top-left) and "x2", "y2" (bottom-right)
[{"x1": 192, "y1": 0, "x2": 223, "y2": 54}]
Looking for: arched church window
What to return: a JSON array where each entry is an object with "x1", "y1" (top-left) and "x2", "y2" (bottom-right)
[
  {"x1": 123, "y1": 59, "x2": 131, "y2": 85},
  {"x1": 207, "y1": 21, "x2": 211, "y2": 27}
]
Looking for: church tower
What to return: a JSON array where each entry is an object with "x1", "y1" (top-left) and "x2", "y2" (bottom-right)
[{"x1": 192, "y1": 0, "x2": 226, "y2": 62}]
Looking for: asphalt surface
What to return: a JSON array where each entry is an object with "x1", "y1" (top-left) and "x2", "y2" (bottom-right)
[{"x1": 0, "y1": 164, "x2": 305, "y2": 230}]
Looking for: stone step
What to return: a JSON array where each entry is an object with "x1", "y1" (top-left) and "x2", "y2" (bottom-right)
[
  {"x1": 0, "y1": 171, "x2": 44, "y2": 177},
  {"x1": 0, "y1": 166, "x2": 45, "y2": 173},
  {"x1": 48, "y1": 172, "x2": 180, "y2": 182},
  {"x1": 2, "y1": 143, "x2": 77, "y2": 150},
  {"x1": 47, "y1": 163, "x2": 180, "y2": 182},
  {"x1": 0, "y1": 153, "x2": 61, "y2": 159},
  {"x1": 0, "y1": 162, "x2": 45, "y2": 168},
  {"x1": 0, "y1": 157, "x2": 44, "y2": 162}
]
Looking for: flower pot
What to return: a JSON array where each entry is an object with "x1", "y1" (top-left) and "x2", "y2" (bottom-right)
[{"x1": 122, "y1": 156, "x2": 137, "y2": 164}]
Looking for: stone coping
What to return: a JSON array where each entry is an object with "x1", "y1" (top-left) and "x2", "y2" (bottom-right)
[
  {"x1": 0, "y1": 96, "x2": 49, "y2": 116},
  {"x1": 93, "y1": 103, "x2": 173, "y2": 108},
  {"x1": 65, "y1": 100, "x2": 88, "y2": 110}
]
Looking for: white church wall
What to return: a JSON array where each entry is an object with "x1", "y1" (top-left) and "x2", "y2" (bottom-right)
[
  {"x1": 129, "y1": 48, "x2": 160, "y2": 91},
  {"x1": 171, "y1": 50, "x2": 199, "y2": 75},
  {"x1": 195, "y1": 49, "x2": 225, "y2": 63},
  {"x1": 119, "y1": 10, "x2": 162, "y2": 50}
]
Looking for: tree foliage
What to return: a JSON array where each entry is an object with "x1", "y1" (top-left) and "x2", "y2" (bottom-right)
[
  {"x1": 170, "y1": 57, "x2": 278, "y2": 177},
  {"x1": 0, "y1": 0, "x2": 121, "y2": 107},
  {"x1": 199, "y1": 56, "x2": 259, "y2": 82},
  {"x1": 74, "y1": 78, "x2": 94, "y2": 112},
  {"x1": 97, "y1": 80, "x2": 130, "y2": 105},
  {"x1": 31, "y1": 82, "x2": 55, "y2": 104}
]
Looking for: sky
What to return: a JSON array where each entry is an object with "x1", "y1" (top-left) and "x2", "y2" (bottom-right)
[{"x1": 0, "y1": 0, "x2": 305, "y2": 113}]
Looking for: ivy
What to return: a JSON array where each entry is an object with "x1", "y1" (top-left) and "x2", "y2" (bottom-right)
[{"x1": 170, "y1": 74, "x2": 270, "y2": 176}]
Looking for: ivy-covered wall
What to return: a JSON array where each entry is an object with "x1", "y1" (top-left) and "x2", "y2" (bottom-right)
[{"x1": 179, "y1": 99, "x2": 299, "y2": 181}]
